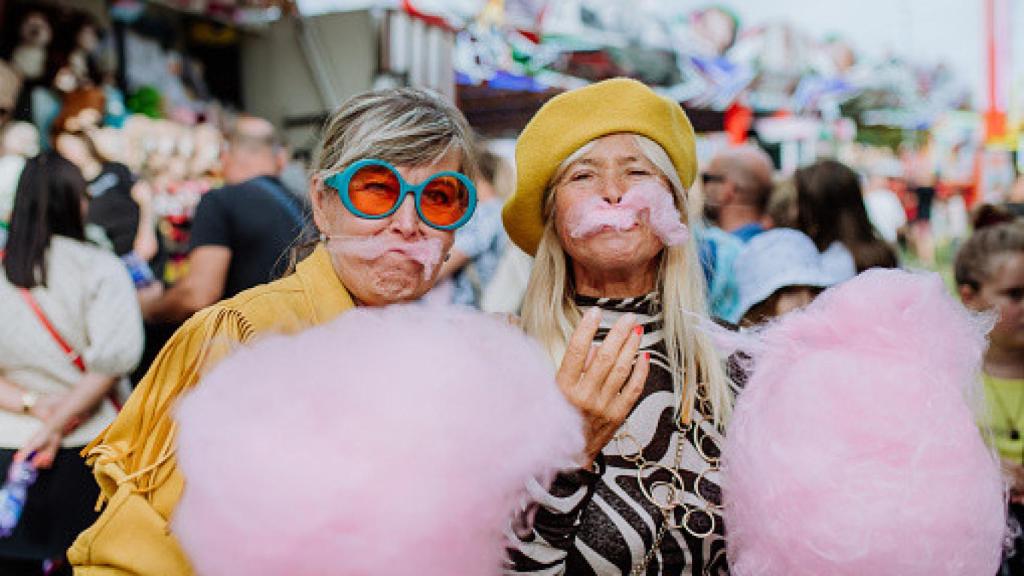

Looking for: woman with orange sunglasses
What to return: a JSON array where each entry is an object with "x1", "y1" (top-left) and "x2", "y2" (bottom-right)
[{"x1": 68, "y1": 87, "x2": 480, "y2": 575}]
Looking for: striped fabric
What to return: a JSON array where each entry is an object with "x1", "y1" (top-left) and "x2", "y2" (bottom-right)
[{"x1": 507, "y1": 294, "x2": 730, "y2": 575}]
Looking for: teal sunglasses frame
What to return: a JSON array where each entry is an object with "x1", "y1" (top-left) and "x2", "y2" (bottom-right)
[{"x1": 324, "y1": 159, "x2": 477, "y2": 231}]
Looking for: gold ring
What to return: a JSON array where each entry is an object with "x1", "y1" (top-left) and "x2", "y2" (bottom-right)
[
  {"x1": 694, "y1": 467, "x2": 723, "y2": 511},
  {"x1": 637, "y1": 462, "x2": 687, "y2": 513},
  {"x1": 682, "y1": 508, "x2": 716, "y2": 538},
  {"x1": 692, "y1": 424, "x2": 721, "y2": 465},
  {"x1": 613, "y1": 432, "x2": 644, "y2": 462}
]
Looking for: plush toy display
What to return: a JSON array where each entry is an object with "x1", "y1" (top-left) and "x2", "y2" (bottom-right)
[
  {"x1": 0, "y1": 61, "x2": 20, "y2": 121},
  {"x1": 11, "y1": 12, "x2": 52, "y2": 82}
]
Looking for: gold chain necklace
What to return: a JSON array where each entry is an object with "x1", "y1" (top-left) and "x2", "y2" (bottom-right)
[{"x1": 614, "y1": 383, "x2": 722, "y2": 576}]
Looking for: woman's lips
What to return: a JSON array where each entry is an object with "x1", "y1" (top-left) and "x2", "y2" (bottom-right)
[{"x1": 323, "y1": 235, "x2": 444, "y2": 280}]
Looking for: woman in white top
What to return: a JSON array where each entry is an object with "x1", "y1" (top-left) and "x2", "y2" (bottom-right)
[{"x1": 0, "y1": 151, "x2": 142, "y2": 575}]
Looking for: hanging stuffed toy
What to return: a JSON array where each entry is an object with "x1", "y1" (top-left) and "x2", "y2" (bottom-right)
[
  {"x1": 11, "y1": 12, "x2": 52, "y2": 82},
  {"x1": 173, "y1": 305, "x2": 583, "y2": 576},
  {"x1": 723, "y1": 268, "x2": 1006, "y2": 575}
]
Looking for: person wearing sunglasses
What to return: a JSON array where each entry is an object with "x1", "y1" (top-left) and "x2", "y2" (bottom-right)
[
  {"x1": 503, "y1": 78, "x2": 733, "y2": 575},
  {"x1": 699, "y1": 145, "x2": 774, "y2": 243},
  {"x1": 693, "y1": 146, "x2": 772, "y2": 324},
  {"x1": 68, "y1": 87, "x2": 479, "y2": 575}
]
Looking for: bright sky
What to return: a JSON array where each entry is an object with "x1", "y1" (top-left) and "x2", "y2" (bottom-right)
[{"x1": 719, "y1": 0, "x2": 1022, "y2": 110}]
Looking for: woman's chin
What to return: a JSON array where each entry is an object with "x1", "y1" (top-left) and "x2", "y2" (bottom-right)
[
  {"x1": 360, "y1": 262, "x2": 428, "y2": 305},
  {"x1": 366, "y1": 280, "x2": 421, "y2": 305}
]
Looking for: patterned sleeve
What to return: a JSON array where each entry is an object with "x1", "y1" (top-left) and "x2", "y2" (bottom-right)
[{"x1": 504, "y1": 458, "x2": 603, "y2": 574}]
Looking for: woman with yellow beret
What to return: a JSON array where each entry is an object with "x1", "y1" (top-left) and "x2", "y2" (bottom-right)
[
  {"x1": 67, "y1": 87, "x2": 480, "y2": 575},
  {"x1": 504, "y1": 78, "x2": 733, "y2": 575}
]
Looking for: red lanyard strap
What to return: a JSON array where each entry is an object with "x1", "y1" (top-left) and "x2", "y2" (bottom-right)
[
  {"x1": 3, "y1": 249, "x2": 123, "y2": 412},
  {"x1": 18, "y1": 288, "x2": 87, "y2": 372}
]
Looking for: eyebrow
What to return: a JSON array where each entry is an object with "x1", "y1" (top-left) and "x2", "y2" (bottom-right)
[{"x1": 569, "y1": 155, "x2": 647, "y2": 168}]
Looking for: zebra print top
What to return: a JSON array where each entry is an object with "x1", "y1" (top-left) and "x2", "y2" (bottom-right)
[{"x1": 506, "y1": 293, "x2": 730, "y2": 576}]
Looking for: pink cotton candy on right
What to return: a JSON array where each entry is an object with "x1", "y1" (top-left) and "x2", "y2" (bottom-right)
[
  {"x1": 567, "y1": 182, "x2": 689, "y2": 246},
  {"x1": 723, "y1": 269, "x2": 1006, "y2": 576}
]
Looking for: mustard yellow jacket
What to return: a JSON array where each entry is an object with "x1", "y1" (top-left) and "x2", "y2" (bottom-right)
[{"x1": 69, "y1": 247, "x2": 354, "y2": 575}]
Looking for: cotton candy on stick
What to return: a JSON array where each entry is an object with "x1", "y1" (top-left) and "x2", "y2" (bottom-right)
[
  {"x1": 723, "y1": 269, "x2": 1006, "y2": 576},
  {"x1": 567, "y1": 182, "x2": 689, "y2": 246},
  {"x1": 173, "y1": 306, "x2": 583, "y2": 576}
]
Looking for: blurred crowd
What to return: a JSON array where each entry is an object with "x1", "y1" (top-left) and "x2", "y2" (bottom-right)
[{"x1": 1, "y1": 67, "x2": 1024, "y2": 573}]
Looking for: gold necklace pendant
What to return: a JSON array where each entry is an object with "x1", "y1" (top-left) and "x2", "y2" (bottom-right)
[{"x1": 614, "y1": 413, "x2": 722, "y2": 574}]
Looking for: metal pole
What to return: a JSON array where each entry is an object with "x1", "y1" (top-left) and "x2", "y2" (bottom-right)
[{"x1": 294, "y1": 15, "x2": 340, "y2": 110}]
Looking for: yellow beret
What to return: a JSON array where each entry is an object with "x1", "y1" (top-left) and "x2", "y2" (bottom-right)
[{"x1": 502, "y1": 77, "x2": 697, "y2": 256}]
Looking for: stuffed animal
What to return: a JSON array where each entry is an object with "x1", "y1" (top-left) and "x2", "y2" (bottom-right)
[
  {"x1": 67, "y1": 22, "x2": 100, "y2": 87},
  {"x1": 11, "y1": 12, "x2": 52, "y2": 82},
  {"x1": 0, "y1": 61, "x2": 20, "y2": 122},
  {"x1": 52, "y1": 87, "x2": 106, "y2": 134},
  {"x1": 1, "y1": 122, "x2": 40, "y2": 158}
]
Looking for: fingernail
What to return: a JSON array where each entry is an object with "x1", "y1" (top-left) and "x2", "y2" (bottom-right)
[
  {"x1": 644, "y1": 352, "x2": 650, "y2": 361},
  {"x1": 634, "y1": 326, "x2": 643, "y2": 336}
]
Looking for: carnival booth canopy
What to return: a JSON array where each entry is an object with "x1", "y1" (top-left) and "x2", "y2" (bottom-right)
[{"x1": 374, "y1": 0, "x2": 973, "y2": 138}]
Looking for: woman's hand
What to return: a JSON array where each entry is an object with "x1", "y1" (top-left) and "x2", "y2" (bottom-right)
[
  {"x1": 15, "y1": 424, "x2": 62, "y2": 469},
  {"x1": 28, "y1": 393, "x2": 65, "y2": 422},
  {"x1": 556, "y1": 307, "x2": 650, "y2": 469},
  {"x1": 137, "y1": 280, "x2": 164, "y2": 306},
  {"x1": 32, "y1": 394, "x2": 88, "y2": 435},
  {"x1": 130, "y1": 179, "x2": 155, "y2": 208}
]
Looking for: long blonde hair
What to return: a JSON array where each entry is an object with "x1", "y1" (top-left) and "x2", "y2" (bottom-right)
[{"x1": 520, "y1": 135, "x2": 733, "y2": 426}]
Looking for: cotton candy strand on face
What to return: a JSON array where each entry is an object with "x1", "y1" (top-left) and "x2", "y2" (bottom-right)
[
  {"x1": 722, "y1": 269, "x2": 1006, "y2": 576},
  {"x1": 567, "y1": 181, "x2": 688, "y2": 246},
  {"x1": 173, "y1": 305, "x2": 583, "y2": 576},
  {"x1": 324, "y1": 234, "x2": 444, "y2": 280}
]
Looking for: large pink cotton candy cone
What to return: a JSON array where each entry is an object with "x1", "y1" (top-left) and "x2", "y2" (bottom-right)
[
  {"x1": 173, "y1": 306, "x2": 582, "y2": 576},
  {"x1": 723, "y1": 269, "x2": 1006, "y2": 576}
]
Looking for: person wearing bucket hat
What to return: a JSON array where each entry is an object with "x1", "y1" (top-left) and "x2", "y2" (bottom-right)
[
  {"x1": 732, "y1": 228, "x2": 855, "y2": 327},
  {"x1": 505, "y1": 78, "x2": 733, "y2": 575}
]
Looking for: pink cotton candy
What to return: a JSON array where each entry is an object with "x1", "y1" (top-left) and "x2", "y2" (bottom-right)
[
  {"x1": 172, "y1": 305, "x2": 582, "y2": 576},
  {"x1": 723, "y1": 269, "x2": 1006, "y2": 576},
  {"x1": 567, "y1": 182, "x2": 689, "y2": 246},
  {"x1": 325, "y1": 234, "x2": 444, "y2": 280}
]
